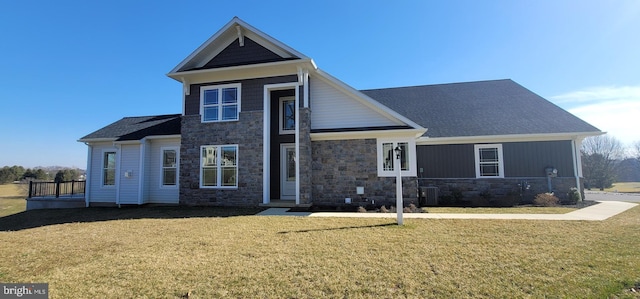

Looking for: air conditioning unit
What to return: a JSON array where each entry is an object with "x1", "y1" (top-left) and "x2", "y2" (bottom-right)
[{"x1": 419, "y1": 187, "x2": 439, "y2": 206}]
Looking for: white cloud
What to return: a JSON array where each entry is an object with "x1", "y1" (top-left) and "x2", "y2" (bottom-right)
[{"x1": 551, "y1": 86, "x2": 640, "y2": 146}]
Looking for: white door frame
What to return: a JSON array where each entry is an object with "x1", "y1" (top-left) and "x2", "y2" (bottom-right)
[{"x1": 263, "y1": 82, "x2": 300, "y2": 205}]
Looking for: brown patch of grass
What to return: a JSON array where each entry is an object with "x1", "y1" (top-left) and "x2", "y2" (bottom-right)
[
  {"x1": 604, "y1": 182, "x2": 640, "y2": 193},
  {"x1": 425, "y1": 206, "x2": 577, "y2": 214},
  {"x1": 0, "y1": 205, "x2": 639, "y2": 298},
  {"x1": 0, "y1": 184, "x2": 27, "y2": 217}
]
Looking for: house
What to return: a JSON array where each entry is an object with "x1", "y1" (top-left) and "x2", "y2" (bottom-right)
[{"x1": 78, "y1": 17, "x2": 601, "y2": 207}]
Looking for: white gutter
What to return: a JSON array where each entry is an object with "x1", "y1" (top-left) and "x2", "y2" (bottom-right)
[
  {"x1": 416, "y1": 131, "x2": 603, "y2": 145},
  {"x1": 311, "y1": 128, "x2": 426, "y2": 141}
]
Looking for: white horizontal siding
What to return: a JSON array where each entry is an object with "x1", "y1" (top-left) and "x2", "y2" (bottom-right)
[
  {"x1": 118, "y1": 144, "x2": 140, "y2": 204},
  {"x1": 88, "y1": 143, "x2": 116, "y2": 203},
  {"x1": 147, "y1": 138, "x2": 180, "y2": 204},
  {"x1": 310, "y1": 76, "x2": 402, "y2": 130}
]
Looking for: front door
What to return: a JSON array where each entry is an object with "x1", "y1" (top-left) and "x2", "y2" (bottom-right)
[{"x1": 280, "y1": 144, "x2": 296, "y2": 200}]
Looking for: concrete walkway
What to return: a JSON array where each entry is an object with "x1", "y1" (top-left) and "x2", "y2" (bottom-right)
[{"x1": 257, "y1": 201, "x2": 637, "y2": 221}]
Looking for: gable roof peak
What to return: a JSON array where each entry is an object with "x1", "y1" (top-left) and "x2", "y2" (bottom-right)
[{"x1": 168, "y1": 17, "x2": 309, "y2": 74}]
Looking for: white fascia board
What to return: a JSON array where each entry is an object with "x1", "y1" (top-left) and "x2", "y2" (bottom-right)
[
  {"x1": 113, "y1": 140, "x2": 142, "y2": 145},
  {"x1": 78, "y1": 138, "x2": 117, "y2": 143},
  {"x1": 143, "y1": 135, "x2": 181, "y2": 140},
  {"x1": 311, "y1": 129, "x2": 426, "y2": 141},
  {"x1": 167, "y1": 59, "x2": 316, "y2": 84},
  {"x1": 416, "y1": 131, "x2": 604, "y2": 145},
  {"x1": 313, "y1": 69, "x2": 424, "y2": 130},
  {"x1": 237, "y1": 19, "x2": 309, "y2": 59},
  {"x1": 168, "y1": 17, "x2": 309, "y2": 74}
]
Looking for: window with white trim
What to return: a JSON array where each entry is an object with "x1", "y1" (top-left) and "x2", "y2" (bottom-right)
[
  {"x1": 200, "y1": 83, "x2": 241, "y2": 122},
  {"x1": 161, "y1": 148, "x2": 178, "y2": 187},
  {"x1": 200, "y1": 145, "x2": 238, "y2": 188},
  {"x1": 279, "y1": 96, "x2": 295, "y2": 134},
  {"x1": 102, "y1": 151, "x2": 116, "y2": 186},
  {"x1": 474, "y1": 144, "x2": 504, "y2": 178},
  {"x1": 376, "y1": 138, "x2": 417, "y2": 177}
]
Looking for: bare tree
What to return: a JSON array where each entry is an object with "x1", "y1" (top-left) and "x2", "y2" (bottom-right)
[
  {"x1": 581, "y1": 135, "x2": 626, "y2": 190},
  {"x1": 633, "y1": 141, "x2": 640, "y2": 162}
]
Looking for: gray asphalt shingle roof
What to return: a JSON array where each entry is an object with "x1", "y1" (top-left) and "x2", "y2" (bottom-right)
[
  {"x1": 361, "y1": 79, "x2": 600, "y2": 138},
  {"x1": 80, "y1": 114, "x2": 181, "y2": 141}
]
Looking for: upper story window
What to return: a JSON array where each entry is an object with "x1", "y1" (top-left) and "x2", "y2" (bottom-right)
[
  {"x1": 279, "y1": 96, "x2": 295, "y2": 134},
  {"x1": 376, "y1": 138, "x2": 417, "y2": 177},
  {"x1": 102, "y1": 151, "x2": 116, "y2": 186},
  {"x1": 474, "y1": 144, "x2": 504, "y2": 178},
  {"x1": 200, "y1": 83, "x2": 241, "y2": 122}
]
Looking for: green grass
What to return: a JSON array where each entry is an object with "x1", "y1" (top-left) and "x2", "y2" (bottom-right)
[
  {"x1": 1, "y1": 205, "x2": 639, "y2": 298},
  {"x1": 0, "y1": 183, "x2": 26, "y2": 217},
  {"x1": 424, "y1": 206, "x2": 577, "y2": 214},
  {"x1": 603, "y1": 182, "x2": 640, "y2": 193}
]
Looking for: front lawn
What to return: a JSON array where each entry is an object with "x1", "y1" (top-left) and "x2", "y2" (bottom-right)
[{"x1": 0, "y1": 205, "x2": 639, "y2": 298}]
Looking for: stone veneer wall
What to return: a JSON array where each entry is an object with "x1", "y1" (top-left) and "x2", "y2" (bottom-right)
[
  {"x1": 297, "y1": 108, "x2": 312, "y2": 204},
  {"x1": 311, "y1": 138, "x2": 418, "y2": 206},
  {"x1": 179, "y1": 112, "x2": 264, "y2": 206},
  {"x1": 418, "y1": 177, "x2": 584, "y2": 204}
]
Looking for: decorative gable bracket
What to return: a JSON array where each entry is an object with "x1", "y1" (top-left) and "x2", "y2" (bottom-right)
[
  {"x1": 236, "y1": 25, "x2": 244, "y2": 47},
  {"x1": 182, "y1": 78, "x2": 190, "y2": 96}
]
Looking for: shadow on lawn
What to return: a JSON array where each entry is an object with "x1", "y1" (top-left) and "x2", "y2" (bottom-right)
[
  {"x1": 277, "y1": 223, "x2": 396, "y2": 234},
  {"x1": 0, "y1": 206, "x2": 264, "y2": 231}
]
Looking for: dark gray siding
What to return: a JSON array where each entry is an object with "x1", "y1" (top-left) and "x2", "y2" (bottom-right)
[
  {"x1": 503, "y1": 141, "x2": 574, "y2": 177},
  {"x1": 417, "y1": 144, "x2": 475, "y2": 178},
  {"x1": 199, "y1": 37, "x2": 291, "y2": 70},
  {"x1": 185, "y1": 75, "x2": 298, "y2": 115},
  {"x1": 417, "y1": 141, "x2": 576, "y2": 179},
  {"x1": 269, "y1": 89, "x2": 296, "y2": 198}
]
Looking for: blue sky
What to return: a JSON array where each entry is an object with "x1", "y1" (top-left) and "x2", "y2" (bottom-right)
[{"x1": 1, "y1": 0, "x2": 639, "y2": 168}]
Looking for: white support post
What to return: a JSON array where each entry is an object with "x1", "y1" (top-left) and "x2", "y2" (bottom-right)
[{"x1": 395, "y1": 147, "x2": 403, "y2": 225}]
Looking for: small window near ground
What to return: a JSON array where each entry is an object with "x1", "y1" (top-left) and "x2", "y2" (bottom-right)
[
  {"x1": 201, "y1": 145, "x2": 238, "y2": 188},
  {"x1": 474, "y1": 144, "x2": 504, "y2": 178},
  {"x1": 161, "y1": 148, "x2": 178, "y2": 187},
  {"x1": 103, "y1": 151, "x2": 116, "y2": 186}
]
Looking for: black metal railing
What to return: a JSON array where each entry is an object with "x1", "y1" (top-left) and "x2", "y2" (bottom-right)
[{"x1": 28, "y1": 180, "x2": 86, "y2": 199}]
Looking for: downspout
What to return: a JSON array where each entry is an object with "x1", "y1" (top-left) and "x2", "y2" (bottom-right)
[
  {"x1": 84, "y1": 143, "x2": 93, "y2": 207},
  {"x1": 571, "y1": 138, "x2": 583, "y2": 201}
]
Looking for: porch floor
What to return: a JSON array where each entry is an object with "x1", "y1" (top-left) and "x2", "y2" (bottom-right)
[{"x1": 260, "y1": 200, "x2": 311, "y2": 208}]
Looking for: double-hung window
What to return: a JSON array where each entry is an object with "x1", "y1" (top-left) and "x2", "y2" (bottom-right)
[
  {"x1": 474, "y1": 144, "x2": 504, "y2": 178},
  {"x1": 102, "y1": 151, "x2": 116, "y2": 186},
  {"x1": 376, "y1": 138, "x2": 417, "y2": 177},
  {"x1": 200, "y1": 145, "x2": 238, "y2": 188},
  {"x1": 161, "y1": 147, "x2": 178, "y2": 187},
  {"x1": 201, "y1": 83, "x2": 241, "y2": 122}
]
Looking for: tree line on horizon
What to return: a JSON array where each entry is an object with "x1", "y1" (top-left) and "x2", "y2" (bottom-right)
[
  {"x1": 581, "y1": 136, "x2": 640, "y2": 190},
  {"x1": 0, "y1": 166, "x2": 85, "y2": 184}
]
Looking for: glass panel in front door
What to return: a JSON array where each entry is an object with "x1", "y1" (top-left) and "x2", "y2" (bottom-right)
[{"x1": 286, "y1": 148, "x2": 296, "y2": 181}]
